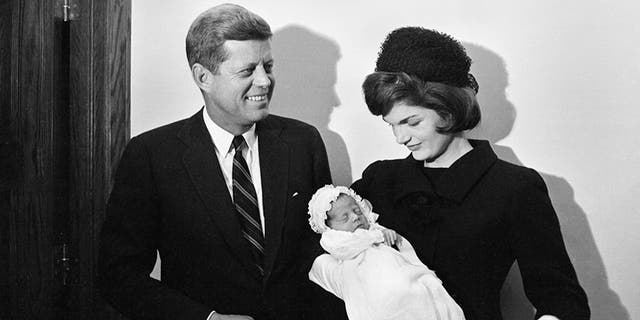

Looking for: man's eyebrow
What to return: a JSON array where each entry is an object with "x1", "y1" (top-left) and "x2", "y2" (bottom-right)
[
  {"x1": 235, "y1": 62, "x2": 257, "y2": 70},
  {"x1": 235, "y1": 58, "x2": 274, "y2": 70}
]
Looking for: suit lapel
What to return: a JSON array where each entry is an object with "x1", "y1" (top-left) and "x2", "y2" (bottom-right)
[
  {"x1": 257, "y1": 117, "x2": 289, "y2": 280},
  {"x1": 178, "y1": 111, "x2": 259, "y2": 279}
]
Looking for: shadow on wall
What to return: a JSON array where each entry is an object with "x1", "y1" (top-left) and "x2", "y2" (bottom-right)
[
  {"x1": 270, "y1": 25, "x2": 352, "y2": 186},
  {"x1": 464, "y1": 42, "x2": 630, "y2": 320}
]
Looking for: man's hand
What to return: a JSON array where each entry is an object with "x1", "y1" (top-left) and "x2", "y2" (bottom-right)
[{"x1": 381, "y1": 228, "x2": 399, "y2": 247}]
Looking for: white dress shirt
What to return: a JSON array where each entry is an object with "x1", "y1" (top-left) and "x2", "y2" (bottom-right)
[{"x1": 202, "y1": 108, "x2": 265, "y2": 235}]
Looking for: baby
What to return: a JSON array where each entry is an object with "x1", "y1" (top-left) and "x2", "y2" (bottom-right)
[{"x1": 308, "y1": 185, "x2": 465, "y2": 320}]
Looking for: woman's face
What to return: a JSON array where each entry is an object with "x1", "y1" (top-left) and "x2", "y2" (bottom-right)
[{"x1": 383, "y1": 102, "x2": 454, "y2": 163}]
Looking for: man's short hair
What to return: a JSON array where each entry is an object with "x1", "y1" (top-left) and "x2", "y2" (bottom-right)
[{"x1": 185, "y1": 3, "x2": 272, "y2": 73}]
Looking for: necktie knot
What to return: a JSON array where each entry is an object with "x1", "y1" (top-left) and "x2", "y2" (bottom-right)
[{"x1": 232, "y1": 135, "x2": 246, "y2": 152}]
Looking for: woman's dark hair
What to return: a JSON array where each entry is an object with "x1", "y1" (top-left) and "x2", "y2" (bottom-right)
[{"x1": 362, "y1": 71, "x2": 480, "y2": 133}]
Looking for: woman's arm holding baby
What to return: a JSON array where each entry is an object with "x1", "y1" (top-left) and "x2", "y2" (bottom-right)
[{"x1": 309, "y1": 254, "x2": 344, "y2": 299}]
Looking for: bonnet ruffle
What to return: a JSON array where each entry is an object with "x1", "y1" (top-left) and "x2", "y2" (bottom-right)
[{"x1": 307, "y1": 185, "x2": 377, "y2": 234}]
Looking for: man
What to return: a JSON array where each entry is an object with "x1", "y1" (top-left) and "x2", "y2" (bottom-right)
[{"x1": 99, "y1": 4, "x2": 345, "y2": 319}]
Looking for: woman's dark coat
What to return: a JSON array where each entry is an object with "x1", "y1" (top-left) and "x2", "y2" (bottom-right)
[{"x1": 351, "y1": 140, "x2": 589, "y2": 320}]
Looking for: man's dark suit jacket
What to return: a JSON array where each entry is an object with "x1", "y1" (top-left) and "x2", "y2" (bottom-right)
[{"x1": 99, "y1": 111, "x2": 344, "y2": 320}]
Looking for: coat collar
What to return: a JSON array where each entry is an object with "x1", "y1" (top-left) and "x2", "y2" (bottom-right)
[
  {"x1": 177, "y1": 110, "x2": 290, "y2": 281},
  {"x1": 393, "y1": 139, "x2": 497, "y2": 203}
]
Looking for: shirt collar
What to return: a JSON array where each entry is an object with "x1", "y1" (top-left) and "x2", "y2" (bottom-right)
[{"x1": 202, "y1": 108, "x2": 257, "y2": 154}]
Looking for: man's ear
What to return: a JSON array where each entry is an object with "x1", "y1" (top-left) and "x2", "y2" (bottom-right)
[{"x1": 191, "y1": 63, "x2": 213, "y2": 90}]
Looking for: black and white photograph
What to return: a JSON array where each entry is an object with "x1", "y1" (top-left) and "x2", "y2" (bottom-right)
[{"x1": 2, "y1": 0, "x2": 638, "y2": 319}]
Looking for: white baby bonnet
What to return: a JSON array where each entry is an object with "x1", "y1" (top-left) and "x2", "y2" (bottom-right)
[{"x1": 308, "y1": 185, "x2": 378, "y2": 234}]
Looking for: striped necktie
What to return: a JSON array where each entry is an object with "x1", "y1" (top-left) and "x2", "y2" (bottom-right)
[{"x1": 231, "y1": 135, "x2": 264, "y2": 276}]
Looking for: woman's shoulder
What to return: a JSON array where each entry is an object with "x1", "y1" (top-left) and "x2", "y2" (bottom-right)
[
  {"x1": 490, "y1": 158, "x2": 547, "y2": 189},
  {"x1": 353, "y1": 158, "x2": 408, "y2": 187},
  {"x1": 351, "y1": 158, "x2": 417, "y2": 198},
  {"x1": 361, "y1": 158, "x2": 409, "y2": 175}
]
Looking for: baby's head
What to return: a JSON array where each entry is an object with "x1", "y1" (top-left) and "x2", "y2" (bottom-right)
[
  {"x1": 308, "y1": 185, "x2": 376, "y2": 234},
  {"x1": 326, "y1": 193, "x2": 370, "y2": 232}
]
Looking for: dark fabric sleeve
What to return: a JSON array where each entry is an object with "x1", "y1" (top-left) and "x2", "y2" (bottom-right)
[
  {"x1": 98, "y1": 137, "x2": 211, "y2": 320},
  {"x1": 506, "y1": 169, "x2": 590, "y2": 320},
  {"x1": 311, "y1": 127, "x2": 332, "y2": 191},
  {"x1": 302, "y1": 126, "x2": 332, "y2": 267},
  {"x1": 350, "y1": 160, "x2": 381, "y2": 200}
]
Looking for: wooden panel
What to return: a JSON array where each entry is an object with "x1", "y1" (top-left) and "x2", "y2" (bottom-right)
[
  {"x1": 1, "y1": 0, "x2": 131, "y2": 317},
  {"x1": 5, "y1": 0, "x2": 67, "y2": 318},
  {"x1": 67, "y1": 0, "x2": 130, "y2": 318},
  {"x1": 0, "y1": 0, "x2": 14, "y2": 316},
  {"x1": 2, "y1": 0, "x2": 131, "y2": 318}
]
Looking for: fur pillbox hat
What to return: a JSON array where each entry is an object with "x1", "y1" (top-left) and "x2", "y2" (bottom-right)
[{"x1": 375, "y1": 27, "x2": 477, "y2": 91}]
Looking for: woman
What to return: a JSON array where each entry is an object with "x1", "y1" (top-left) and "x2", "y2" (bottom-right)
[{"x1": 351, "y1": 27, "x2": 589, "y2": 320}]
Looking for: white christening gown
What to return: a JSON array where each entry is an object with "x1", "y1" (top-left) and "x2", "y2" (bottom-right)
[{"x1": 309, "y1": 225, "x2": 465, "y2": 320}]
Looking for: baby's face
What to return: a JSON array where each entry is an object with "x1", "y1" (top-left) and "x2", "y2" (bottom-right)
[{"x1": 326, "y1": 194, "x2": 370, "y2": 232}]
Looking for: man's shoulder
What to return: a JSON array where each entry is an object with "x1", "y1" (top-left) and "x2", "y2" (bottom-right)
[
  {"x1": 133, "y1": 116, "x2": 192, "y2": 145},
  {"x1": 261, "y1": 114, "x2": 318, "y2": 133}
]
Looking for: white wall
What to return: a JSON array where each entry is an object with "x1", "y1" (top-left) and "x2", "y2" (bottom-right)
[{"x1": 132, "y1": 1, "x2": 640, "y2": 319}]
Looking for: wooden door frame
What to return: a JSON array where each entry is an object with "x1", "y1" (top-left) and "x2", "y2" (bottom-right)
[
  {"x1": 2, "y1": 0, "x2": 131, "y2": 318},
  {"x1": 68, "y1": 0, "x2": 130, "y2": 318}
]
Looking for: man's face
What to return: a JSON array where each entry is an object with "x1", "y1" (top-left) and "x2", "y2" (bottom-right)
[{"x1": 204, "y1": 39, "x2": 275, "y2": 133}]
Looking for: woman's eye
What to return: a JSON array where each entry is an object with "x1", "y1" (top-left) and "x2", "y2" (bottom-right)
[{"x1": 408, "y1": 120, "x2": 420, "y2": 126}]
